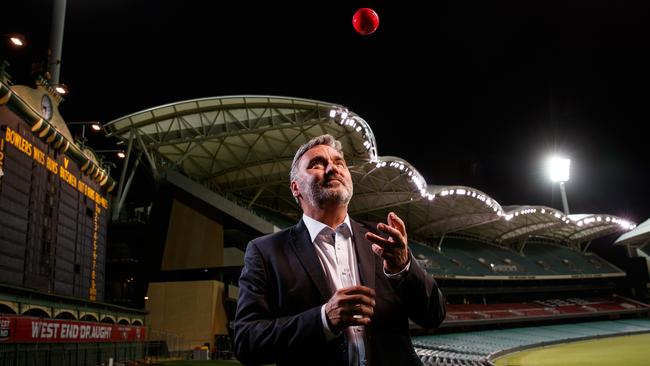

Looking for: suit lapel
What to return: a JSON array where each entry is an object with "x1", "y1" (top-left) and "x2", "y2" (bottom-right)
[
  {"x1": 351, "y1": 220, "x2": 376, "y2": 289},
  {"x1": 289, "y1": 219, "x2": 331, "y2": 301}
]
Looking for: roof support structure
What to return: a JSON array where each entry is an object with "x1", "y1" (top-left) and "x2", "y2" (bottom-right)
[
  {"x1": 135, "y1": 127, "x2": 158, "y2": 177},
  {"x1": 247, "y1": 186, "x2": 266, "y2": 209},
  {"x1": 436, "y1": 233, "x2": 446, "y2": 252},
  {"x1": 164, "y1": 170, "x2": 280, "y2": 234},
  {"x1": 113, "y1": 128, "x2": 135, "y2": 220},
  {"x1": 505, "y1": 236, "x2": 528, "y2": 255},
  {"x1": 114, "y1": 151, "x2": 142, "y2": 221}
]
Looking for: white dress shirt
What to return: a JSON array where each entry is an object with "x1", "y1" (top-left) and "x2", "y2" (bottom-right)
[
  {"x1": 303, "y1": 214, "x2": 411, "y2": 366},
  {"x1": 303, "y1": 214, "x2": 366, "y2": 366}
]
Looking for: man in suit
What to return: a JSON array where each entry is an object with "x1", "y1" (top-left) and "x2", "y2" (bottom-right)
[{"x1": 234, "y1": 134, "x2": 446, "y2": 366}]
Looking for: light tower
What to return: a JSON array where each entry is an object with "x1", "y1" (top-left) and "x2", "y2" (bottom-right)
[{"x1": 547, "y1": 156, "x2": 571, "y2": 215}]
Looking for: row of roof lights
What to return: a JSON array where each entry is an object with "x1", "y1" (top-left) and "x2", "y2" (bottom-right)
[
  {"x1": 383, "y1": 160, "x2": 434, "y2": 199},
  {"x1": 505, "y1": 208, "x2": 571, "y2": 224},
  {"x1": 503, "y1": 208, "x2": 635, "y2": 231},
  {"x1": 329, "y1": 109, "x2": 347, "y2": 119},
  {"x1": 440, "y1": 189, "x2": 501, "y2": 213},
  {"x1": 376, "y1": 160, "x2": 433, "y2": 200},
  {"x1": 329, "y1": 108, "x2": 375, "y2": 154},
  {"x1": 576, "y1": 216, "x2": 635, "y2": 230},
  {"x1": 375, "y1": 159, "x2": 503, "y2": 212}
]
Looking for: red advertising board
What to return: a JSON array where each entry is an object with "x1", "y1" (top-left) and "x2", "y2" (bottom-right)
[{"x1": 0, "y1": 316, "x2": 146, "y2": 343}]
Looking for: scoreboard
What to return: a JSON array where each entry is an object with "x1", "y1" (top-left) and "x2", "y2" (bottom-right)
[{"x1": 0, "y1": 81, "x2": 114, "y2": 302}]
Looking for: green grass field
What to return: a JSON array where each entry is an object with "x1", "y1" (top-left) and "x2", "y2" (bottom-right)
[
  {"x1": 494, "y1": 333, "x2": 650, "y2": 366},
  {"x1": 147, "y1": 333, "x2": 650, "y2": 366}
]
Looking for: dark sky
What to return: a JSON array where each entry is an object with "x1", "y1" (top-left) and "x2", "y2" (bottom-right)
[{"x1": 3, "y1": 1, "x2": 649, "y2": 223}]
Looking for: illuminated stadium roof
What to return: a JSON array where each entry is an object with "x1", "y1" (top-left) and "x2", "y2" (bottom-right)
[
  {"x1": 349, "y1": 156, "x2": 503, "y2": 239},
  {"x1": 461, "y1": 205, "x2": 571, "y2": 244},
  {"x1": 615, "y1": 217, "x2": 650, "y2": 249},
  {"x1": 105, "y1": 95, "x2": 635, "y2": 245},
  {"x1": 105, "y1": 96, "x2": 376, "y2": 216},
  {"x1": 460, "y1": 206, "x2": 635, "y2": 247},
  {"x1": 548, "y1": 214, "x2": 634, "y2": 244}
]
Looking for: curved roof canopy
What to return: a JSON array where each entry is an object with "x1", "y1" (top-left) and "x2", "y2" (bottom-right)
[
  {"x1": 547, "y1": 213, "x2": 634, "y2": 244},
  {"x1": 105, "y1": 95, "x2": 636, "y2": 245},
  {"x1": 106, "y1": 96, "x2": 376, "y2": 214},
  {"x1": 349, "y1": 156, "x2": 503, "y2": 239},
  {"x1": 461, "y1": 206, "x2": 634, "y2": 246},
  {"x1": 462, "y1": 205, "x2": 570, "y2": 244},
  {"x1": 615, "y1": 217, "x2": 650, "y2": 249}
]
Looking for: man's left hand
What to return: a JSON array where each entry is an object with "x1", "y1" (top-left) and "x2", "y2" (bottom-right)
[{"x1": 365, "y1": 212, "x2": 409, "y2": 273}]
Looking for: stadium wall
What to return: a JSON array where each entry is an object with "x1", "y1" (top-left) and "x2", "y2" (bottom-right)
[
  {"x1": 162, "y1": 198, "x2": 224, "y2": 270},
  {"x1": 146, "y1": 280, "x2": 229, "y2": 351}
]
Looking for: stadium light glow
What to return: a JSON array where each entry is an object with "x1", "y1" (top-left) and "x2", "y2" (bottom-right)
[
  {"x1": 95, "y1": 149, "x2": 126, "y2": 160},
  {"x1": 1, "y1": 33, "x2": 26, "y2": 48},
  {"x1": 547, "y1": 156, "x2": 570, "y2": 183},
  {"x1": 571, "y1": 215, "x2": 636, "y2": 231},
  {"x1": 10, "y1": 36, "x2": 25, "y2": 47},
  {"x1": 546, "y1": 155, "x2": 571, "y2": 214},
  {"x1": 54, "y1": 84, "x2": 68, "y2": 95},
  {"x1": 379, "y1": 158, "x2": 504, "y2": 212},
  {"x1": 328, "y1": 107, "x2": 378, "y2": 158}
]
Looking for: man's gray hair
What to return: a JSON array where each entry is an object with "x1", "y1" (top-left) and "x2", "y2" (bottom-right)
[
  {"x1": 290, "y1": 134, "x2": 344, "y2": 182},
  {"x1": 289, "y1": 134, "x2": 344, "y2": 204}
]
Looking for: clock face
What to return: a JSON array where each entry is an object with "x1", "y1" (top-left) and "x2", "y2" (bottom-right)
[{"x1": 41, "y1": 94, "x2": 53, "y2": 120}]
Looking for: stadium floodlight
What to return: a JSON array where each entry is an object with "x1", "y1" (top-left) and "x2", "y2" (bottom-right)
[
  {"x1": 9, "y1": 36, "x2": 25, "y2": 47},
  {"x1": 54, "y1": 84, "x2": 68, "y2": 95},
  {"x1": 95, "y1": 150, "x2": 127, "y2": 160},
  {"x1": 546, "y1": 156, "x2": 571, "y2": 215},
  {"x1": 1, "y1": 33, "x2": 26, "y2": 48},
  {"x1": 67, "y1": 121, "x2": 103, "y2": 145},
  {"x1": 9, "y1": 37, "x2": 25, "y2": 47},
  {"x1": 1, "y1": 34, "x2": 26, "y2": 78},
  {"x1": 547, "y1": 157, "x2": 570, "y2": 183}
]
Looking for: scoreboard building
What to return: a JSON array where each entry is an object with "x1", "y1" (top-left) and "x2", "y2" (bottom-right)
[{"x1": 0, "y1": 75, "x2": 146, "y2": 365}]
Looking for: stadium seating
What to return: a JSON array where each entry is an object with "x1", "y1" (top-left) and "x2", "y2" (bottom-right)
[
  {"x1": 443, "y1": 296, "x2": 648, "y2": 325},
  {"x1": 410, "y1": 237, "x2": 623, "y2": 279}
]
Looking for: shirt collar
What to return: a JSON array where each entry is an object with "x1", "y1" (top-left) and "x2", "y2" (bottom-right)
[{"x1": 302, "y1": 213, "x2": 353, "y2": 243}]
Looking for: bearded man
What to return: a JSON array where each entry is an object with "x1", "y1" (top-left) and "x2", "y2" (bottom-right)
[{"x1": 234, "y1": 134, "x2": 446, "y2": 366}]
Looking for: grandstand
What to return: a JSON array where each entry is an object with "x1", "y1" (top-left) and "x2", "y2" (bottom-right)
[
  {"x1": 1, "y1": 87, "x2": 645, "y2": 363},
  {"x1": 442, "y1": 295, "x2": 648, "y2": 325},
  {"x1": 410, "y1": 237, "x2": 625, "y2": 280},
  {"x1": 96, "y1": 94, "x2": 649, "y2": 365}
]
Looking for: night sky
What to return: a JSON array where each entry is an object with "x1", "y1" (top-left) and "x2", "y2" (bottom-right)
[{"x1": 3, "y1": 1, "x2": 649, "y2": 224}]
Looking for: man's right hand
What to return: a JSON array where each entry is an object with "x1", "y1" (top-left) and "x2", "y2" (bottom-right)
[{"x1": 324, "y1": 285, "x2": 376, "y2": 333}]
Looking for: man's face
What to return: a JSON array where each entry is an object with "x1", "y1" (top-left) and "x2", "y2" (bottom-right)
[{"x1": 292, "y1": 144, "x2": 353, "y2": 209}]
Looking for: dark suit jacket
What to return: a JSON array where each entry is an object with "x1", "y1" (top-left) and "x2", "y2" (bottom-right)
[{"x1": 234, "y1": 219, "x2": 446, "y2": 366}]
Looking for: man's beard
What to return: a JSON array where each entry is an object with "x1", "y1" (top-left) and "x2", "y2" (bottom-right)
[{"x1": 301, "y1": 176, "x2": 353, "y2": 208}]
